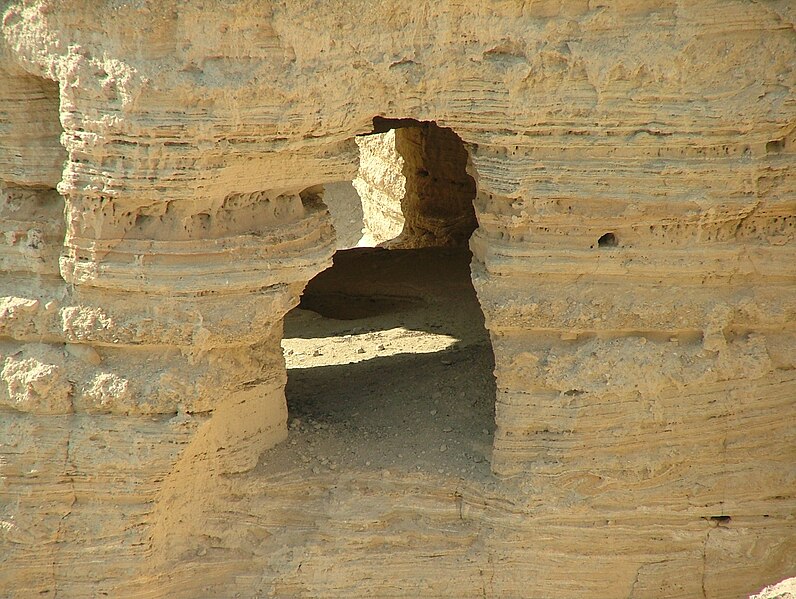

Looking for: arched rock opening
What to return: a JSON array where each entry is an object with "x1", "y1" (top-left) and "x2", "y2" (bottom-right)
[
  {"x1": 1, "y1": 3, "x2": 794, "y2": 597},
  {"x1": 280, "y1": 117, "x2": 495, "y2": 477}
]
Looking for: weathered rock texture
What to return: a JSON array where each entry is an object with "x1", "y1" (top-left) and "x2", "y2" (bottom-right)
[
  {"x1": 354, "y1": 129, "x2": 407, "y2": 246},
  {"x1": 322, "y1": 180, "x2": 365, "y2": 249},
  {"x1": 355, "y1": 122, "x2": 478, "y2": 247},
  {"x1": 0, "y1": 0, "x2": 794, "y2": 597}
]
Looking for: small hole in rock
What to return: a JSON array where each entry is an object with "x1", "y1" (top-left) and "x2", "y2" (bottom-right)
[
  {"x1": 597, "y1": 232, "x2": 617, "y2": 248},
  {"x1": 766, "y1": 139, "x2": 785, "y2": 154}
]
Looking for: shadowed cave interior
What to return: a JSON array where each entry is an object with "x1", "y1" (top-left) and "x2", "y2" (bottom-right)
[
  {"x1": 277, "y1": 246, "x2": 497, "y2": 479},
  {"x1": 269, "y1": 120, "x2": 497, "y2": 479}
]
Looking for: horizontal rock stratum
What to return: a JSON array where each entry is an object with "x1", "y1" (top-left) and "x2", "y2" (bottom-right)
[{"x1": 0, "y1": 1, "x2": 794, "y2": 597}]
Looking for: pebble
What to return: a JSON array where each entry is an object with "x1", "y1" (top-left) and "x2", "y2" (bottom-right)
[{"x1": 430, "y1": 409, "x2": 437, "y2": 416}]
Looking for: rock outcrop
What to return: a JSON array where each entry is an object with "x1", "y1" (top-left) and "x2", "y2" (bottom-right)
[
  {"x1": 0, "y1": 1, "x2": 794, "y2": 597},
  {"x1": 355, "y1": 121, "x2": 478, "y2": 248}
]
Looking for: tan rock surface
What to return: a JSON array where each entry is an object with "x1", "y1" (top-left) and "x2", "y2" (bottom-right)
[
  {"x1": 354, "y1": 130, "x2": 407, "y2": 247},
  {"x1": 355, "y1": 122, "x2": 478, "y2": 248},
  {"x1": 0, "y1": 0, "x2": 794, "y2": 597},
  {"x1": 322, "y1": 180, "x2": 366, "y2": 249}
]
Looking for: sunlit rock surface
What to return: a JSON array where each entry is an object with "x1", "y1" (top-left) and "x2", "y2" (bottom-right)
[{"x1": 0, "y1": 1, "x2": 794, "y2": 596}]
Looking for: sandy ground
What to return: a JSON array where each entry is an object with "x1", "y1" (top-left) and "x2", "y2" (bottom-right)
[{"x1": 259, "y1": 246, "x2": 496, "y2": 481}]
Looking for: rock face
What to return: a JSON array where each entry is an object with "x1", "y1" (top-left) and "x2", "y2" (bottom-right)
[
  {"x1": 354, "y1": 129, "x2": 408, "y2": 246},
  {"x1": 355, "y1": 122, "x2": 478, "y2": 248},
  {"x1": 322, "y1": 180, "x2": 366, "y2": 249},
  {"x1": 0, "y1": 1, "x2": 794, "y2": 597}
]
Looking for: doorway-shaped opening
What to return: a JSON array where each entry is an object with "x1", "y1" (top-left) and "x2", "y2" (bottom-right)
[{"x1": 278, "y1": 119, "x2": 496, "y2": 479}]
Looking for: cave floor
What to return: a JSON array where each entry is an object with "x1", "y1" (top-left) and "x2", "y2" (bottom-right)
[
  {"x1": 220, "y1": 247, "x2": 509, "y2": 594},
  {"x1": 263, "y1": 245, "x2": 497, "y2": 481}
]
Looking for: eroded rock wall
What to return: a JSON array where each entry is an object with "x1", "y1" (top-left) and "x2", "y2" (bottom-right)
[
  {"x1": 322, "y1": 180, "x2": 365, "y2": 249},
  {"x1": 0, "y1": 0, "x2": 794, "y2": 597},
  {"x1": 392, "y1": 123, "x2": 477, "y2": 247},
  {"x1": 355, "y1": 122, "x2": 478, "y2": 248},
  {"x1": 354, "y1": 130, "x2": 407, "y2": 246}
]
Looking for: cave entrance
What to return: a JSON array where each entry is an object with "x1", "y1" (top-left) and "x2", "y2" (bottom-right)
[{"x1": 279, "y1": 119, "x2": 496, "y2": 478}]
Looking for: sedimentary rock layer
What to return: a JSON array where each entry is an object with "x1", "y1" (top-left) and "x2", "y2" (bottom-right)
[{"x1": 0, "y1": 0, "x2": 793, "y2": 596}]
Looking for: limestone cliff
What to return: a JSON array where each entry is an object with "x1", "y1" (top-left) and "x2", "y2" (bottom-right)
[{"x1": 0, "y1": 1, "x2": 794, "y2": 597}]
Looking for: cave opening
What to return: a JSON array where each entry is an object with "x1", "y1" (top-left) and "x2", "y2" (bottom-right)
[
  {"x1": 597, "y1": 231, "x2": 618, "y2": 248},
  {"x1": 278, "y1": 119, "x2": 497, "y2": 478}
]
